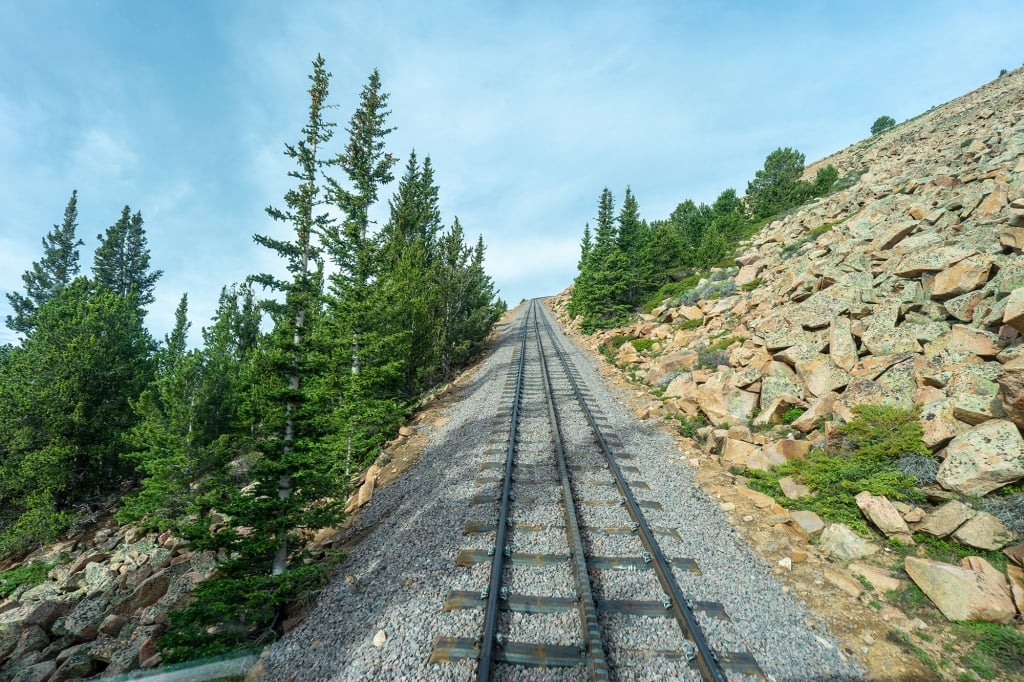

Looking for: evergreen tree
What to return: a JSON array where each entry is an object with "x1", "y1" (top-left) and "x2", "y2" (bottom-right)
[
  {"x1": 0, "y1": 279, "x2": 151, "y2": 553},
  {"x1": 246, "y1": 54, "x2": 339, "y2": 577},
  {"x1": 745, "y1": 147, "x2": 806, "y2": 219},
  {"x1": 616, "y1": 186, "x2": 647, "y2": 308},
  {"x1": 6, "y1": 190, "x2": 84, "y2": 336},
  {"x1": 325, "y1": 68, "x2": 398, "y2": 377},
  {"x1": 92, "y1": 205, "x2": 163, "y2": 311}
]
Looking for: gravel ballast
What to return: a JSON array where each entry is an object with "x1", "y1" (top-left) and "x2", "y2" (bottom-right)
[{"x1": 258, "y1": 302, "x2": 865, "y2": 681}]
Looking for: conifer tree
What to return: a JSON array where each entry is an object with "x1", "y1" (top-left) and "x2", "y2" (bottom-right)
[
  {"x1": 92, "y1": 205, "x2": 163, "y2": 311},
  {"x1": 245, "y1": 54, "x2": 340, "y2": 577},
  {"x1": 325, "y1": 68, "x2": 398, "y2": 377},
  {"x1": 6, "y1": 190, "x2": 84, "y2": 336},
  {"x1": 0, "y1": 279, "x2": 151, "y2": 553}
]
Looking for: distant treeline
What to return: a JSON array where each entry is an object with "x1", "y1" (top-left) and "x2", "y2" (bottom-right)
[
  {"x1": 0, "y1": 56, "x2": 504, "y2": 660},
  {"x1": 568, "y1": 147, "x2": 837, "y2": 330}
]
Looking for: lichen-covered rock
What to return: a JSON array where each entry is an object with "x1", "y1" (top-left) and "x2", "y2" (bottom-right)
[
  {"x1": 818, "y1": 523, "x2": 879, "y2": 560},
  {"x1": 905, "y1": 556, "x2": 1014, "y2": 623},
  {"x1": 951, "y1": 511, "x2": 1016, "y2": 550},
  {"x1": 936, "y1": 419, "x2": 1024, "y2": 496},
  {"x1": 996, "y1": 356, "x2": 1024, "y2": 428}
]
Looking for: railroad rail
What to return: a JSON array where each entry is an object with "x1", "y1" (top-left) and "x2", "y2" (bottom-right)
[{"x1": 430, "y1": 300, "x2": 765, "y2": 680}]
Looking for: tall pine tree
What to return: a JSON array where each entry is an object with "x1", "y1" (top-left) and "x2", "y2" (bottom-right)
[
  {"x1": 6, "y1": 190, "x2": 84, "y2": 336},
  {"x1": 92, "y1": 205, "x2": 163, "y2": 314}
]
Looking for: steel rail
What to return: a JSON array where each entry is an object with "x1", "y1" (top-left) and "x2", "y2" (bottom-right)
[
  {"x1": 533, "y1": 305, "x2": 610, "y2": 681},
  {"x1": 536, "y1": 304, "x2": 729, "y2": 682},
  {"x1": 476, "y1": 299, "x2": 531, "y2": 681}
]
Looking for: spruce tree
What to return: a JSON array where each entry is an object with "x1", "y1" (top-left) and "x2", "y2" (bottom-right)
[
  {"x1": 246, "y1": 54, "x2": 339, "y2": 577},
  {"x1": 92, "y1": 205, "x2": 163, "y2": 313},
  {"x1": 6, "y1": 190, "x2": 84, "y2": 336},
  {"x1": 0, "y1": 279, "x2": 151, "y2": 553}
]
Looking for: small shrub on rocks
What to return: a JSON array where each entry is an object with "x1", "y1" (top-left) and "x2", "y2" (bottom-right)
[
  {"x1": 781, "y1": 407, "x2": 805, "y2": 425},
  {"x1": 696, "y1": 348, "x2": 730, "y2": 369},
  {"x1": 746, "y1": 405, "x2": 929, "y2": 533}
]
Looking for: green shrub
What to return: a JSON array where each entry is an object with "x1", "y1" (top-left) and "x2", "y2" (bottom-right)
[
  {"x1": 0, "y1": 561, "x2": 55, "y2": 598},
  {"x1": 676, "y1": 318, "x2": 703, "y2": 330},
  {"x1": 160, "y1": 561, "x2": 333, "y2": 664},
  {"x1": 673, "y1": 414, "x2": 706, "y2": 440},
  {"x1": 739, "y1": 278, "x2": 763, "y2": 292},
  {"x1": 745, "y1": 405, "x2": 931, "y2": 533},
  {"x1": 632, "y1": 338, "x2": 655, "y2": 353},
  {"x1": 781, "y1": 407, "x2": 805, "y2": 424},
  {"x1": 706, "y1": 335, "x2": 744, "y2": 352}
]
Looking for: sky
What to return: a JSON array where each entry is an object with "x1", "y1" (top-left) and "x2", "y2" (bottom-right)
[{"x1": 0, "y1": 1, "x2": 1020, "y2": 347}]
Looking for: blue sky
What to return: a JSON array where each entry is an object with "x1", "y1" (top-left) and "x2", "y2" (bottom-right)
[{"x1": 0, "y1": 1, "x2": 1020, "y2": 346}]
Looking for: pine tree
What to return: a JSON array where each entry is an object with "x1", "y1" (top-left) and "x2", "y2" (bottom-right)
[
  {"x1": 247, "y1": 54, "x2": 339, "y2": 577},
  {"x1": 6, "y1": 190, "x2": 84, "y2": 336},
  {"x1": 0, "y1": 279, "x2": 152, "y2": 553},
  {"x1": 616, "y1": 186, "x2": 647, "y2": 308},
  {"x1": 325, "y1": 68, "x2": 398, "y2": 377},
  {"x1": 92, "y1": 205, "x2": 163, "y2": 314}
]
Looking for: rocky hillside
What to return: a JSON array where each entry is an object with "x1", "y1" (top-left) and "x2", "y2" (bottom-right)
[{"x1": 553, "y1": 67, "x2": 1024, "y2": 664}]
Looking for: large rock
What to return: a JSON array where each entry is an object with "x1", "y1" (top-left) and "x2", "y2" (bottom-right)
[
  {"x1": 696, "y1": 372, "x2": 758, "y2": 426},
  {"x1": 904, "y1": 556, "x2": 1015, "y2": 623},
  {"x1": 936, "y1": 420, "x2": 1024, "y2": 496},
  {"x1": 1008, "y1": 564, "x2": 1024, "y2": 616},
  {"x1": 996, "y1": 356, "x2": 1024, "y2": 428},
  {"x1": 951, "y1": 511, "x2": 1016, "y2": 551},
  {"x1": 721, "y1": 438, "x2": 760, "y2": 470},
  {"x1": 645, "y1": 350, "x2": 699, "y2": 387},
  {"x1": 790, "y1": 510, "x2": 825, "y2": 536},
  {"x1": 918, "y1": 398, "x2": 968, "y2": 451},
  {"x1": 915, "y1": 500, "x2": 976, "y2": 537},
  {"x1": 854, "y1": 491, "x2": 914, "y2": 545},
  {"x1": 818, "y1": 523, "x2": 880, "y2": 560},
  {"x1": 929, "y1": 255, "x2": 993, "y2": 300},
  {"x1": 795, "y1": 354, "x2": 851, "y2": 397},
  {"x1": 759, "y1": 361, "x2": 803, "y2": 408},
  {"x1": 790, "y1": 391, "x2": 837, "y2": 433},
  {"x1": 828, "y1": 317, "x2": 858, "y2": 371},
  {"x1": 1003, "y1": 288, "x2": 1024, "y2": 333}
]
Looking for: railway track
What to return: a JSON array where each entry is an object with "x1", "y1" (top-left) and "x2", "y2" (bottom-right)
[{"x1": 429, "y1": 300, "x2": 766, "y2": 681}]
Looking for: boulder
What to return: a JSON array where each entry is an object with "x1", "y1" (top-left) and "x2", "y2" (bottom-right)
[
  {"x1": 918, "y1": 398, "x2": 968, "y2": 450},
  {"x1": 818, "y1": 523, "x2": 880, "y2": 560},
  {"x1": 828, "y1": 317, "x2": 858, "y2": 371},
  {"x1": 929, "y1": 255, "x2": 993, "y2": 300},
  {"x1": 761, "y1": 438, "x2": 811, "y2": 462},
  {"x1": 751, "y1": 393, "x2": 803, "y2": 426},
  {"x1": 848, "y1": 563, "x2": 909, "y2": 594},
  {"x1": 696, "y1": 373, "x2": 758, "y2": 426},
  {"x1": 936, "y1": 420, "x2": 1024, "y2": 496},
  {"x1": 790, "y1": 510, "x2": 825, "y2": 537},
  {"x1": 790, "y1": 391, "x2": 837, "y2": 433},
  {"x1": 915, "y1": 500, "x2": 976, "y2": 537},
  {"x1": 1008, "y1": 564, "x2": 1024, "y2": 616},
  {"x1": 951, "y1": 511, "x2": 1016, "y2": 551},
  {"x1": 1003, "y1": 288, "x2": 1024, "y2": 333},
  {"x1": 854, "y1": 491, "x2": 914, "y2": 545},
  {"x1": 904, "y1": 556, "x2": 1014, "y2": 623},
  {"x1": 721, "y1": 438, "x2": 760, "y2": 470},
  {"x1": 759, "y1": 361, "x2": 803, "y2": 407},
  {"x1": 996, "y1": 356, "x2": 1024, "y2": 428},
  {"x1": 778, "y1": 476, "x2": 811, "y2": 499},
  {"x1": 795, "y1": 355, "x2": 851, "y2": 397}
]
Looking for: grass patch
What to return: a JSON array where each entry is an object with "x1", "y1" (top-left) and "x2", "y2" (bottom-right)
[
  {"x1": 956, "y1": 621, "x2": 1024, "y2": 680},
  {"x1": 739, "y1": 278, "x2": 763, "y2": 292},
  {"x1": 610, "y1": 335, "x2": 655, "y2": 353},
  {"x1": 0, "y1": 560, "x2": 56, "y2": 598},
  {"x1": 887, "y1": 583, "x2": 933, "y2": 617},
  {"x1": 779, "y1": 222, "x2": 840, "y2": 259},
  {"x1": 912, "y1": 534, "x2": 1008, "y2": 574},
  {"x1": 705, "y1": 335, "x2": 744, "y2": 352},
  {"x1": 672, "y1": 414, "x2": 706, "y2": 440},
  {"x1": 676, "y1": 318, "x2": 703, "y2": 330},
  {"x1": 745, "y1": 405, "x2": 931, "y2": 533}
]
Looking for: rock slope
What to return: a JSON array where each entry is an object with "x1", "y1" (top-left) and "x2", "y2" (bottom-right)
[{"x1": 553, "y1": 66, "x2": 1024, "y2": 638}]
